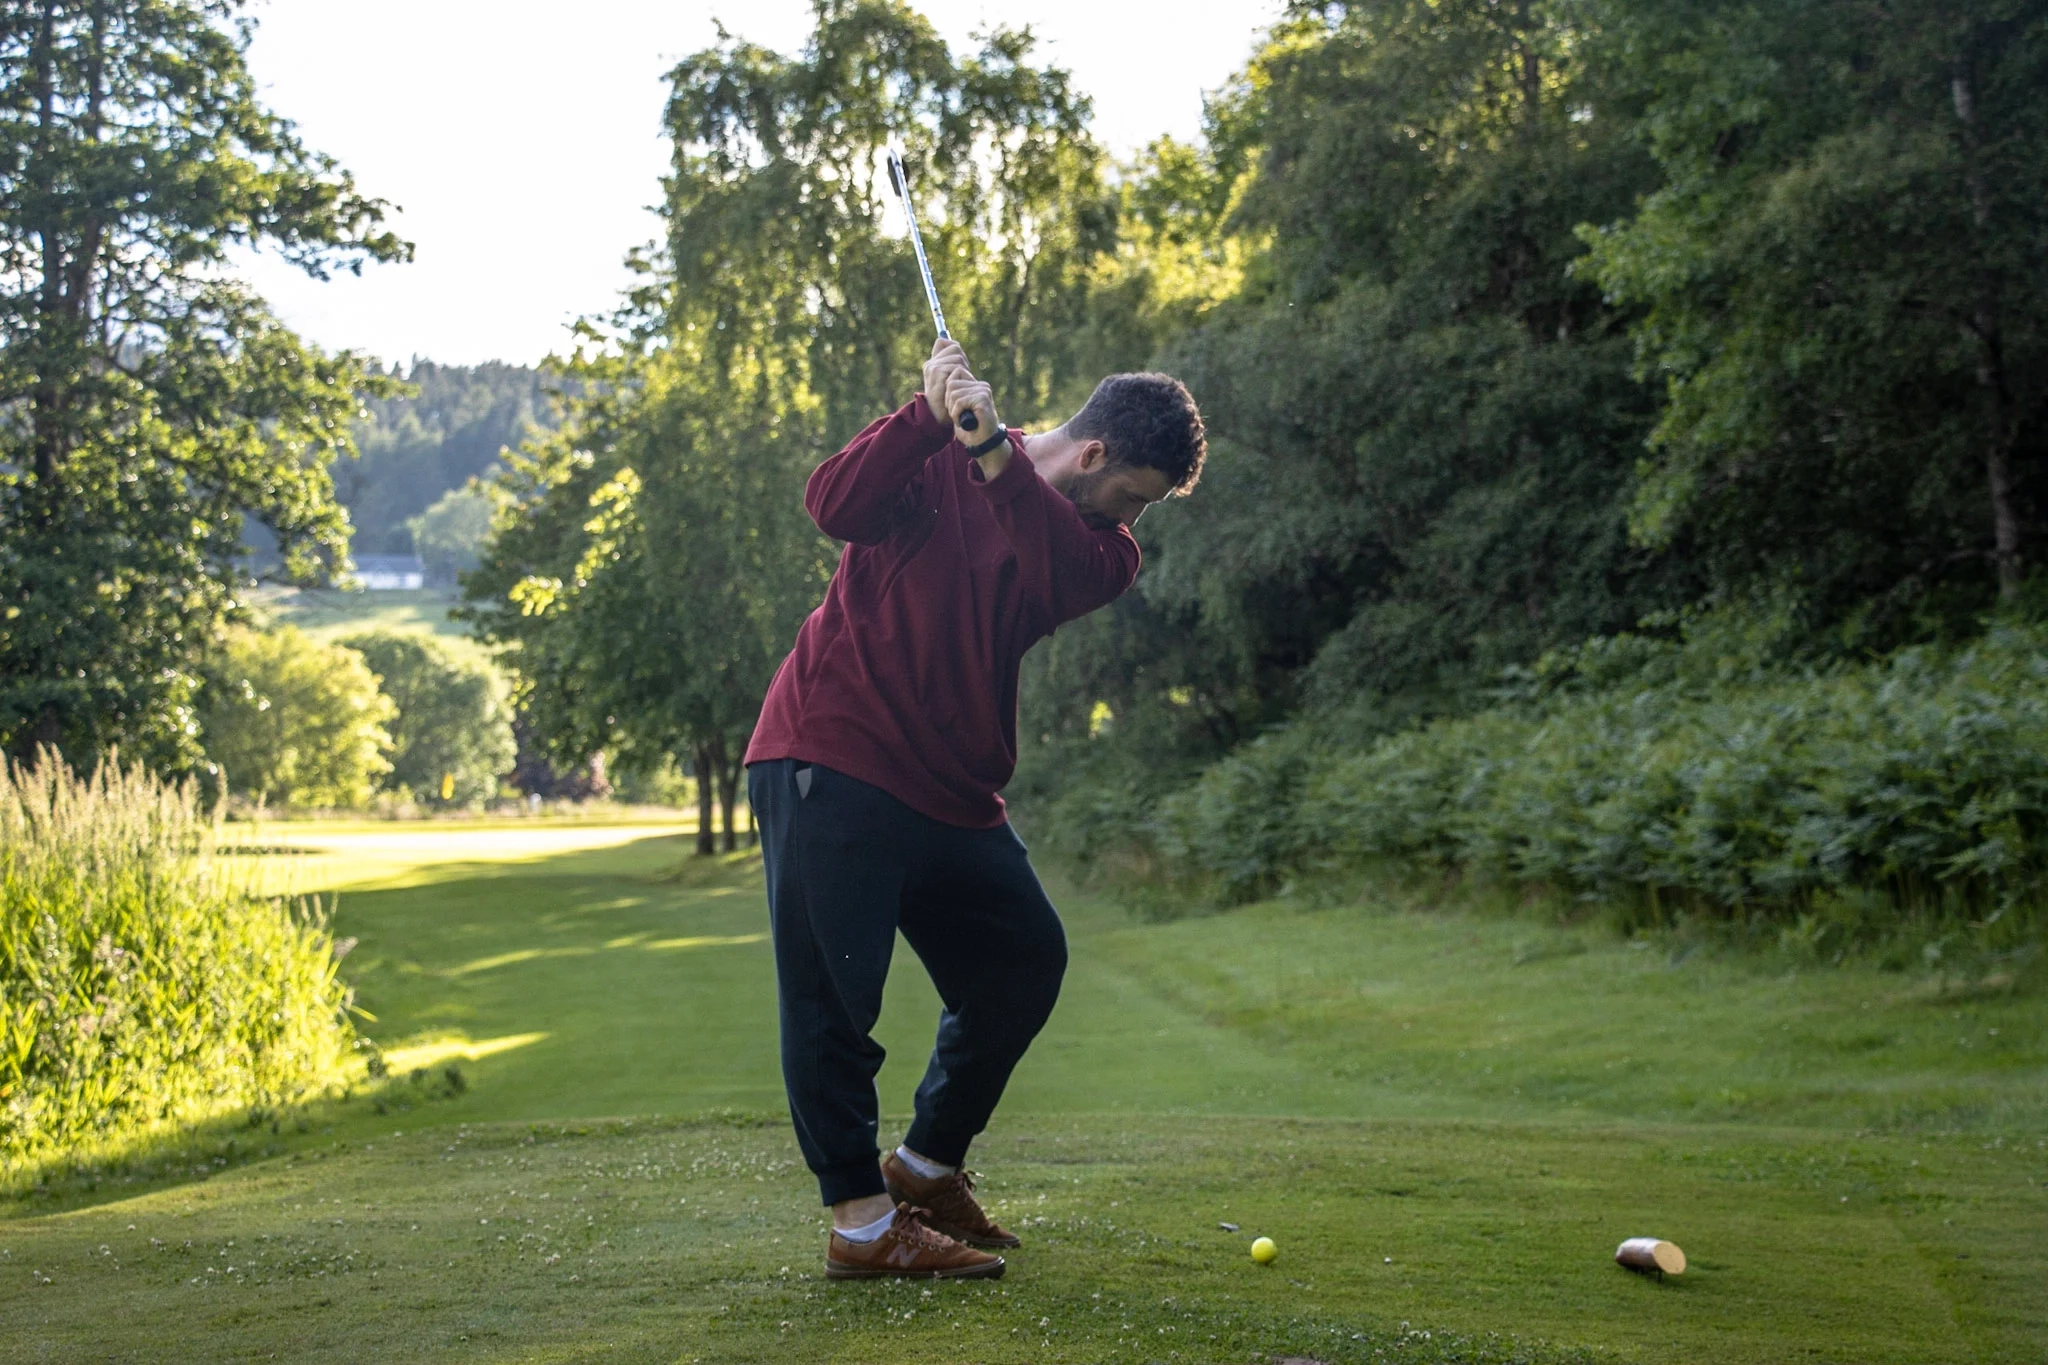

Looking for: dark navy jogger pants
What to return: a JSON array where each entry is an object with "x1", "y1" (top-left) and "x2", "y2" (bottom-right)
[{"x1": 747, "y1": 759, "x2": 1068, "y2": 1206}]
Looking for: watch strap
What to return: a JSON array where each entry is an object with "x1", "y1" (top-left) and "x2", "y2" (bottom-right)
[{"x1": 964, "y1": 423, "x2": 1010, "y2": 458}]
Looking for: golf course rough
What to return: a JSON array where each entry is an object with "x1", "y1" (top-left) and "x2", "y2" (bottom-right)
[{"x1": 2, "y1": 822, "x2": 2041, "y2": 1364}]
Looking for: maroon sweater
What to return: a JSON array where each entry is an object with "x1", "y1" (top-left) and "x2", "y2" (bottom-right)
[{"x1": 745, "y1": 396, "x2": 1141, "y2": 828}]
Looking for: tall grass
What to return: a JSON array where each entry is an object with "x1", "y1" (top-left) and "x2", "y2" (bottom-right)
[{"x1": 1, "y1": 751, "x2": 357, "y2": 1166}]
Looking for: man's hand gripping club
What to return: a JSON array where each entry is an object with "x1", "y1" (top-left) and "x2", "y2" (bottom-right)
[{"x1": 923, "y1": 338, "x2": 1011, "y2": 481}]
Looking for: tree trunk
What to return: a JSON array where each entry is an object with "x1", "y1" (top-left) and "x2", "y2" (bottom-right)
[
  {"x1": 70, "y1": 3, "x2": 106, "y2": 319},
  {"x1": 28, "y1": 705, "x2": 62, "y2": 760},
  {"x1": 724, "y1": 736, "x2": 749, "y2": 855},
  {"x1": 30, "y1": 0, "x2": 62, "y2": 490},
  {"x1": 24, "y1": 1, "x2": 109, "y2": 501},
  {"x1": 692, "y1": 743, "x2": 715, "y2": 855},
  {"x1": 1952, "y1": 53, "x2": 2023, "y2": 599},
  {"x1": 1514, "y1": 1, "x2": 1540, "y2": 139}
]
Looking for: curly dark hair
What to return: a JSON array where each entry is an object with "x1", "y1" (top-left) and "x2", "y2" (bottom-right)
[{"x1": 1066, "y1": 372, "x2": 1206, "y2": 495}]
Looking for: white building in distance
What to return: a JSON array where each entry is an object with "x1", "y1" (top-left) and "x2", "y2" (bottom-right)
[{"x1": 355, "y1": 554, "x2": 426, "y2": 591}]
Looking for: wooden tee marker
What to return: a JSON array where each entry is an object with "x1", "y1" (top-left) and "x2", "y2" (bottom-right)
[{"x1": 1615, "y1": 1237, "x2": 1686, "y2": 1279}]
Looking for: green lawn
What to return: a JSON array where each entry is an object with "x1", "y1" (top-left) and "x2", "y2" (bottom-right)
[
  {"x1": 3, "y1": 825, "x2": 2043, "y2": 1363},
  {"x1": 255, "y1": 585, "x2": 480, "y2": 650}
]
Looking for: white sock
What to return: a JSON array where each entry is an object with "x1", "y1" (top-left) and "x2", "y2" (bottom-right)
[
  {"x1": 835, "y1": 1208, "x2": 896, "y2": 1244},
  {"x1": 895, "y1": 1145, "x2": 958, "y2": 1179}
]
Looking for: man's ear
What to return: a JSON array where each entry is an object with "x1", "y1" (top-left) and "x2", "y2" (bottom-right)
[{"x1": 1077, "y1": 438, "x2": 1109, "y2": 472}]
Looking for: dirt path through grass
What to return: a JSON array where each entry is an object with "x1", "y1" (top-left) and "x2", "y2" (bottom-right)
[{"x1": 4, "y1": 826, "x2": 2042, "y2": 1363}]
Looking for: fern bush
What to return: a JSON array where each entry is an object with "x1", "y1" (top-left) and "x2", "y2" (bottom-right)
[
  {"x1": 0, "y1": 752, "x2": 357, "y2": 1165},
  {"x1": 1146, "y1": 624, "x2": 2048, "y2": 931}
]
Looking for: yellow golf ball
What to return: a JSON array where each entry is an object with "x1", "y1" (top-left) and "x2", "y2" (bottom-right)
[{"x1": 1250, "y1": 1236, "x2": 1278, "y2": 1264}]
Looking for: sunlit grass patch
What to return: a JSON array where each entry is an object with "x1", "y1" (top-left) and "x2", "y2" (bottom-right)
[
  {"x1": 643, "y1": 933, "x2": 767, "y2": 951},
  {"x1": 376, "y1": 1032, "x2": 550, "y2": 1074}
]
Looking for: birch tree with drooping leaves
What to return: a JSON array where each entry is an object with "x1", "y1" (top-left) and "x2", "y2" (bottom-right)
[{"x1": 468, "y1": 0, "x2": 1121, "y2": 852}]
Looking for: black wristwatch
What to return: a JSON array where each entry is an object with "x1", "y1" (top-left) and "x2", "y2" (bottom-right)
[{"x1": 964, "y1": 423, "x2": 1010, "y2": 458}]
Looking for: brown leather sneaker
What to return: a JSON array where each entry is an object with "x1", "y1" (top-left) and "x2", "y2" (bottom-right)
[
  {"x1": 825, "y1": 1203, "x2": 1006, "y2": 1280},
  {"x1": 881, "y1": 1151, "x2": 1022, "y2": 1250}
]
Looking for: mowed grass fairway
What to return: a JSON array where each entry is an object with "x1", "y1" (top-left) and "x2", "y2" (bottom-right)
[
  {"x1": 257, "y1": 586, "x2": 474, "y2": 645},
  {"x1": 3, "y1": 825, "x2": 2044, "y2": 1364}
]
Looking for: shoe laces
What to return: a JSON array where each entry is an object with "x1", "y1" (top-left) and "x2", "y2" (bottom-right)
[
  {"x1": 891, "y1": 1203, "x2": 958, "y2": 1250},
  {"x1": 921, "y1": 1170, "x2": 1001, "y2": 1233}
]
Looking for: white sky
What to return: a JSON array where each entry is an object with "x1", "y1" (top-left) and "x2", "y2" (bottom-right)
[{"x1": 240, "y1": 0, "x2": 1283, "y2": 368}]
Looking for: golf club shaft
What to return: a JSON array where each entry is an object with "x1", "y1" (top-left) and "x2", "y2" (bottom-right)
[{"x1": 887, "y1": 147, "x2": 978, "y2": 432}]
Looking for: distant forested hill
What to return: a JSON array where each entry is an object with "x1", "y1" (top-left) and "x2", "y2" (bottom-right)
[{"x1": 339, "y1": 361, "x2": 565, "y2": 555}]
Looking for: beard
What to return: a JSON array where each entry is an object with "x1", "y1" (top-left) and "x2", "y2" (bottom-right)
[{"x1": 1062, "y1": 466, "x2": 1118, "y2": 530}]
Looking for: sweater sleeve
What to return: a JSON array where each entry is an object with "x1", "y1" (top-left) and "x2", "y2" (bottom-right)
[
  {"x1": 804, "y1": 396, "x2": 956, "y2": 544},
  {"x1": 971, "y1": 438, "x2": 1141, "y2": 625}
]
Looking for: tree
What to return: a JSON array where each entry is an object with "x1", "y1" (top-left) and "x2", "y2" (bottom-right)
[
  {"x1": 0, "y1": 0, "x2": 409, "y2": 766},
  {"x1": 199, "y1": 626, "x2": 394, "y2": 808},
  {"x1": 340, "y1": 360, "x2": 561, "y2": 556},
  {"x1": 1040, "y1": 0, "x2": 1689, "y2": 765},
  {"x1": 337, "y1": 631, "x2": 516, "y2": 806},
  {"x1": 1581, "y1": 0, "x2": 2048, "y2": 633},
  {"x1": 406, "y1": 484, "x2": 495, "y2": 585},
  {"x1": 469, "y1": 0, "x2": 1114, "y2": 853}
]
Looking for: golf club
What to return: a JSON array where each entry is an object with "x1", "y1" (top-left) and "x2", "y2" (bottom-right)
[{"x1": 886, "y1": 145, "x2": 978, "y2": 433}]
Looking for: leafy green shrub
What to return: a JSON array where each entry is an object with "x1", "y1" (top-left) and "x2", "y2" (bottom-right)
[
  {"x1": 1, "y1": 752, "x2": 357, "y2": 1164},
  {"x1": 1155, "y1": 731, "x2": 1321, "y2": 902},
  {"x1": 200, "y1": 626, "x2": 396, "y2": 808},
  {"x1": 610, "y1": 753, "x2": 696, "y2": 808},
  {"x1": 337, "y1": 631, "x2": 515, "y2": 807},
  {"x1": 1144, "y1": 624, "x2": 2048, "y2": 932}
]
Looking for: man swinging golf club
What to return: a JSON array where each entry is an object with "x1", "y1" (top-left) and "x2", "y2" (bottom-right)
[
  {"x1": 745, "y1": 154, "x2": 1206, "y2": 1282},
  {"x1": 746, "y1": 341, "x2": 1205, "y2": 1280}
]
